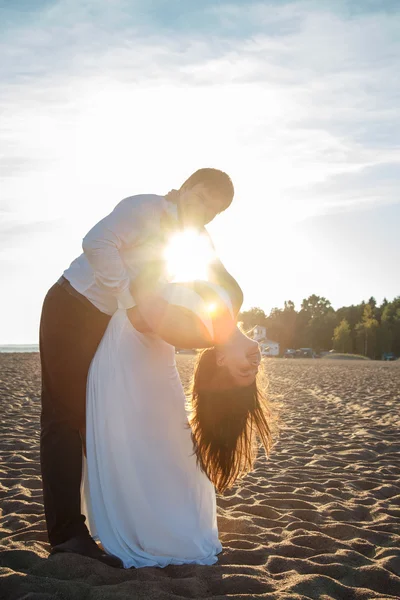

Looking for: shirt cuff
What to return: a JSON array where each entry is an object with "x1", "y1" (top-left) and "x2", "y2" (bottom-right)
[{"x1": 117, "y1": 288, "x2": 136, "y2": 310}]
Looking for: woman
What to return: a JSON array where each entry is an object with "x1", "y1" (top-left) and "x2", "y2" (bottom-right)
[{"x1": 82, "y1": 278, "x2": 273, "y2": 568}]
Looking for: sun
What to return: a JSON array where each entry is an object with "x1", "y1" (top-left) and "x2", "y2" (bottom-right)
[{"x1": 164, "y1": 229, "x2": 215, "y2": 282}]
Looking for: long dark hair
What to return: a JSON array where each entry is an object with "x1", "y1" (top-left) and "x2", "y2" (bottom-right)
[{"x1": 189, "y1": 348, "x2": 275, "y2": 493}]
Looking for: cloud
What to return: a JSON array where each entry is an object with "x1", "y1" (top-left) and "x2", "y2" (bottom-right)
[
  {"x1": 0, "y1": 155, "x2": 49, "y2": 178},
  {"x1": 0, "y1": 219, "x2": 62, "y2": 239},
  {"x1": 1, "y1": 0, "x2": 400, "y2": 340},
  {"x1": 1, "y1": 1, "x2": 399, "y2": 215},
  {"x1": 0, "y1": 218, "x2": 64, "y2": 258},
  {"x1": 292, "y1": 162, "x2": 400, "y2": 220}
]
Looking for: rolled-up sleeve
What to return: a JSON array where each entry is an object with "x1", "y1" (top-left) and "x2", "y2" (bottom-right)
[{"x1": 82, "y1": 197, "x2": 160, "y2": 309}]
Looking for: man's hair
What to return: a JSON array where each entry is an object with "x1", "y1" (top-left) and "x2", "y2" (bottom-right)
[{"x1": 180, "y1": 168, "x2": 234, "y2": 210}]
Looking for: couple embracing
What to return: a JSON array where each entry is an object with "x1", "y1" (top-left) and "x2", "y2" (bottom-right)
[{"x1": 39, "y1": 168, "x2": 273, "y2": 569}]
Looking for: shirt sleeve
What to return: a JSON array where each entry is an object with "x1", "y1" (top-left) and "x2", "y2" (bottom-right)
[{"x1": 82, "y1": 196, "x2": 161, "y2": 309}]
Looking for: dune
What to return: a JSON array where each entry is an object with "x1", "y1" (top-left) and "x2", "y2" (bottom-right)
[{"x1": 1, "y1": 353, "x2": 399, "y2": 599}]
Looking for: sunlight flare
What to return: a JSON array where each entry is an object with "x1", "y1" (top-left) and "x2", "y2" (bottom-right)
[
  {"x1": 207, "y1": 303, "x2": 217, "y2": 315},
  {"x1": 164, "y1": 230, "x2": 215, "y2": 282}
]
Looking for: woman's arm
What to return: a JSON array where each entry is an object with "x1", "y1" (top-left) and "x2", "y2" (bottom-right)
[
  {"x1": 127, "y1": 262, "x2": 214, "y2": 348},
  {"x1": 128, "y1": 303, "x2": 214, "y2": 348},
  {"x1": 127, "y1": 251, "x2": 242, "y2": 348}
]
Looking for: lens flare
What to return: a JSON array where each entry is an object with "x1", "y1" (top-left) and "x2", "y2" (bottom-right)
[{"x1": 164, "y1": 229, "x2": 215, "y2": 282}]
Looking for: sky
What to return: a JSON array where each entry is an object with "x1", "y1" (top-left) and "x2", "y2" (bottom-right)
[{"x1": 1, "y1": 0, "x2": 399, "y2": 343}]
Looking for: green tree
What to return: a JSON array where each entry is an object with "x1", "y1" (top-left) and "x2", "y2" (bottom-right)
[
  {"x1": 265, "y1": 301, "x2": 297, "y2": 352},
  {"x1": 380, "y1": 297, "x2": 400, "y2": 356},
  {"x1": 298, "y1": 295, "x2": 335, "y2": 352},
  {"x1": 301, "y1": 295, "x2": 332, "y2": 318},
  {"x1": 307, "y1": 312, "x2": 336, "y2": 352},
  {"x1": 238, "y1": 295, "x2": 400, "y2": 360},
  {"x1": 355, "y1": 304, "x2": 379, "y2": 358},
  {"x1": 335, "y1": 303, "x2": 365, "y2": 353},
  {"x1": 238, "y1": 307, "x2": 267, "y2": 332},
  {"x1": 333, "y1": 319, "x2": 352, "y2": 353}
]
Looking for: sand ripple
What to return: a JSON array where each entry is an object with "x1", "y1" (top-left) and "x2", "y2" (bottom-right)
[{"x1": 0, "y1": 354, "x2": 399, "y2": 599}]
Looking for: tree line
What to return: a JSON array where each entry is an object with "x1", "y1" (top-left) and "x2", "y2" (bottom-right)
[{"x1": 238, "y1": 295, "x2": 400, "y2": 359}]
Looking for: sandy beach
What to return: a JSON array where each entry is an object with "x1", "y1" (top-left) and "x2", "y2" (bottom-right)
[{"x1": 0, "y1": 353, "x2": 399, "y2": 599}]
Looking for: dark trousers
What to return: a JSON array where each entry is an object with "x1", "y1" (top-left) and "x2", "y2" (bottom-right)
[{"x1": 39, "y1": 281, "x2": 111, "y2": 546}]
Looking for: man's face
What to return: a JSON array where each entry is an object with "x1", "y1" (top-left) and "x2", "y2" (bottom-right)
[{"x1": 178, "y1": 183, "x2": 228, "y2": 228}]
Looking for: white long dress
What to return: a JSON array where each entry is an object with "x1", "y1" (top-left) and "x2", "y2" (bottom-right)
[{"x1": 81, "y1": 282, "x2": 231, "y2": 568}]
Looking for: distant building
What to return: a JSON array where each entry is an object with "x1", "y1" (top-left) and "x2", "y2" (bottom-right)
[
  {"x1": 252, "y1": 325, "x2": 267, "y2": 341},
  {"x1": 249, "y1": 325, "x2": 280, "y2": 357}
]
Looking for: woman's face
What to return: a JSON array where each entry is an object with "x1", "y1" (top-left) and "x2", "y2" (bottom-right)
[{"x1": 216, "y1": 331, "x2": 261, "y2": 387}]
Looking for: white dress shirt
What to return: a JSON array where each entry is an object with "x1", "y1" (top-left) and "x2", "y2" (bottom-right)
[{"x1": 63, "y1": 194, "x2": 178, "y2": 315}]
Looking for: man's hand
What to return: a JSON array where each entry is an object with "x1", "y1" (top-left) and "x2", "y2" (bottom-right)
[{"x1": 127, "y1": 306, "x2": 153, "y2": 333}]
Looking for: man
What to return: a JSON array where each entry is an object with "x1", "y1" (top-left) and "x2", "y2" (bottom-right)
[{"x1": 39, "y1": 168, "x2": 235, "y2": 567}]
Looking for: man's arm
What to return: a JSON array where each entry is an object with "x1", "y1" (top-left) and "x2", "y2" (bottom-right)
[
  {"x1": 207, "y1": 257, "x2": 243, "y2": 318},
  {"x1": 200, "y1": 228, "x2": 243, "y2": 317},
  {"x1": 82, "y1": 196, "x2": 161, "y2": 309}
]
